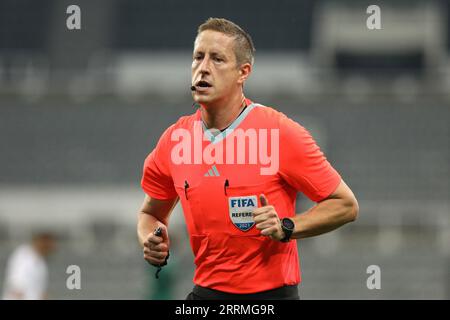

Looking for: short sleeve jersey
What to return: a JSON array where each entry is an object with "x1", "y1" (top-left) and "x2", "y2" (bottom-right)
[{"x1": 141, "y1": 98, "x2": 341, "y2": 293}]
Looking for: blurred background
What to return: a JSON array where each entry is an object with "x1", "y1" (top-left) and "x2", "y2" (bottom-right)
[{"x1": 0, "y1": 0, "x2": 449, "y2": 299}]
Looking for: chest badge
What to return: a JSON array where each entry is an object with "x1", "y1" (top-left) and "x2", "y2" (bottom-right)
[{"x1": 228, "y1": 195, "x2": 257, "y2": 232}]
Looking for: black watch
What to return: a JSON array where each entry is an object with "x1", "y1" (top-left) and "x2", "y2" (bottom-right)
[{"x1": 280, "y1": 218, "x2": 295, "y2": 242}]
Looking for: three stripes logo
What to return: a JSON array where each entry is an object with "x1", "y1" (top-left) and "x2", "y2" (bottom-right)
[{"x1": 204, "y1": 165, "x2": 220, "y2": 177}]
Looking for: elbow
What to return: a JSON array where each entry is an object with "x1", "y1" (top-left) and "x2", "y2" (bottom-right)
[{"x1": 347, "y1": 197, "x2": 359, "y2": 222}]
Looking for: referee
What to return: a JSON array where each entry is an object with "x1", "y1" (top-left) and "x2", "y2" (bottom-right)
[{"x1": 137, "y1": 18, "x2": 359, "y2": 300}]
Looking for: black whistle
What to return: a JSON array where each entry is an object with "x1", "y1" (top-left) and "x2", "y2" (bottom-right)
[
  {"x1": 153, "y1": 227, "x2": 169, "y2": 279},
  {"x1": 154, "y1": 227, "x2": 163, "y2": 237}
]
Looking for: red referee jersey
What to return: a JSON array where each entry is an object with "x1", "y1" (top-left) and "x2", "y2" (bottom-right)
[{"x1": 141, "y1": 98, "x2": 341, "y2": 293}]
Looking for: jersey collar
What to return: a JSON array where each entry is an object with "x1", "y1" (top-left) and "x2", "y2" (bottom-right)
[{"x1": 196, "y1": 98, "x2": 258, "y2": 144}]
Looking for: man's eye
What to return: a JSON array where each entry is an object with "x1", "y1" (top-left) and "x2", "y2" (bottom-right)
[{"x1": 214, "y1": 57, "x2": 223, "y2": 62}]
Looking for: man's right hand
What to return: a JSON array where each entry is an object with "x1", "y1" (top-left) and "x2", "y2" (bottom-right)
[{"x1": 143, "y1": 224, "x2": 170, "y2": 266}]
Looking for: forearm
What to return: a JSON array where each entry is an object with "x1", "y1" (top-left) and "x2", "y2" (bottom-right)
[
  {"x1": 137, "y1": 195, "x2": 178, "y2": 248},
  {"x1": 291, "y1": 197, "x2": 358, "y2": 239}
]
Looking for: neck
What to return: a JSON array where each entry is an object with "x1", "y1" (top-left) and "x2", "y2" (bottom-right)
[{"x1": 200, "y1": 92, "x2": 246, "y2": 130}]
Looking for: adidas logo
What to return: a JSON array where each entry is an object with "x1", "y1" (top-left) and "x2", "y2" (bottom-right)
[{"x1": 204, "y1": 165, "x2": 220, "y2": 177}]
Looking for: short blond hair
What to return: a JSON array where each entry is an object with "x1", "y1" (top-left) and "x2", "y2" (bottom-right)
[{"x1": 197, "y1": 17, "x2": 255, "y2": 66}]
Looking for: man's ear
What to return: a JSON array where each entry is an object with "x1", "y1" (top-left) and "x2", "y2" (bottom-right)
[{"x1": 238, "y1": 63, "x2": 252, "y2": 85}]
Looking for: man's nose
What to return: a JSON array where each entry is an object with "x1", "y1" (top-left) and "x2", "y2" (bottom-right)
[{"x1": 198, "y1": 57, "x2": 211, "y2": 74}]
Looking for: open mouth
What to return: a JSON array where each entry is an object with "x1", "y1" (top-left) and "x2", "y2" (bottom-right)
[{"x1": 195, "y1": 80, "x2": 212, "y2": 88}]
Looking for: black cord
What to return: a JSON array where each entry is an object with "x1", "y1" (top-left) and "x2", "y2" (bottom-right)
[
  {"x1": 155, "y1": 251, "x2": 170, "y2": 279},
  {"x1": 153, "y1": 227, "x2": 170, "y2": 279}
]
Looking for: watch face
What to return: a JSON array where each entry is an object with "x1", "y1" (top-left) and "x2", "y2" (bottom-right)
[{"x1": 282, "y1": 218, "x2": 294, "y2": 230}]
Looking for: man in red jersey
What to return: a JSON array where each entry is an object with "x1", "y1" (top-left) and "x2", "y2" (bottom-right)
[{"x1": 137, "y1": 18, "x2": 359, "y2": 300}]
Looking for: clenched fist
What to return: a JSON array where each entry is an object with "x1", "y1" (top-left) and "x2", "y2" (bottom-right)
[
  {"x1": 253, "y1": 194, "x2": 285, "y2": 241},
  {"x1": 143, "y1": 223, "x2": 170, "y2": 266}
]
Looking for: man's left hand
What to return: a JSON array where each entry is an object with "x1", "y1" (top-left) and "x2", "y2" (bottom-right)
[{"x1": 253, "y1": 194, "x2": 285, "y2": 241}]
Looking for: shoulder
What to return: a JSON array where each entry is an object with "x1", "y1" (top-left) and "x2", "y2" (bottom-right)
[
  {"x1": 158, "y1": 110, "x2": 199, "y2": 141},
  {"x1": 173, "y1": 110, "x2": 198, "y2": 128},
  {"x1": 250, "y1": 102, "x2": 313, "y2": 146},
  {"x1": 250, "y1": 102, "x2": 297, "y2": 128},
  {"x1": 169, "y1": 109, "x2": 198, "y2": 130},
  {"x1": 8, "y1": 245, "x2": 36, "y2": 270},
  {"x1": 10, "y1": 245, "x2": 31, "y2": 261}
]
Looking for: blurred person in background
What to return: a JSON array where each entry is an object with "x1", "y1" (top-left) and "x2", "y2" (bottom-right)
[
  {"x1": 2, "y1": 231, "x2": 56, "y2": 300},
  {"x1": 137, "y1": 17, "x2": 359, "y2": 300}
]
